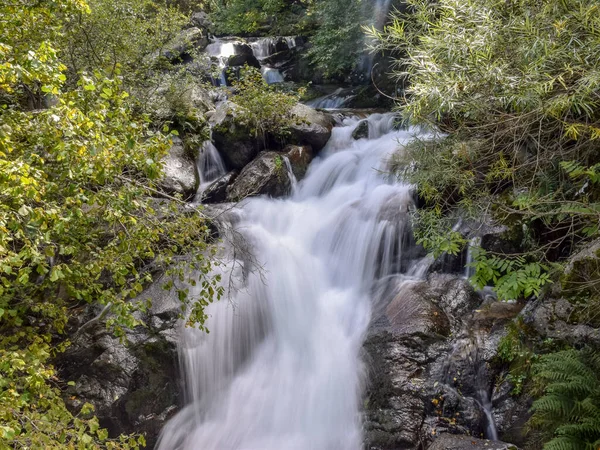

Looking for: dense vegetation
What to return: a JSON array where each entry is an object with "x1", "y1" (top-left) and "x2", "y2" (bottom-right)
[
  {"x1": 210, "y1": 0, "x2": 387, "y2": 77},
  {"x1": 373, "y1": 0, "x2": 600, "y2": 447},
  {"x1": 0, "y1": 0, "x2": 221, "y2": 447},
  {"x1": 375, "y1": 0, "x2": 600, "y2": 302}
]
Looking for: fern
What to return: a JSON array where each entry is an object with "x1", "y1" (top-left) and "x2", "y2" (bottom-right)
[{"x1": 530, "y1": 348, "x2": 600, "y2": 450}]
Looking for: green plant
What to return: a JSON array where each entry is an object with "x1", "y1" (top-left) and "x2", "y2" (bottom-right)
[
  {"x1": 230, "y1": 66, "x2": 301, "y2": 145},
  {"x1": 0, "y1": 0, "x2": 220, "y2": 446},
  {"x1": 530, "y1": 348, "x2": 600, "y2": 450},
  {"x1": 372, "y1": 0, "x2": 600, "y2": 301}
]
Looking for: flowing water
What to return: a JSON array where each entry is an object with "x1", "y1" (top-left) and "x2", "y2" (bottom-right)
[
  {"x1": 158, "y1": 114, "x2": 432, "y2": 450},
  {"x1": 196, "y1": 141, "x2": 226, "y2": 193}
]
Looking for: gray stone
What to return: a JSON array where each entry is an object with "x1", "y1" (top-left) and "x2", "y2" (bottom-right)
[
  {"x1": 352, "y1": 120, "x2": 370, "y2": 140},
  {"x1": 288, "y1": 104, "x2": 333, "y2": 152},
  {"x1": 427, "y1": 434, "x2": 518, "y2": 450},
  {"x1": 200, "y1": 171, "x2": 238, "y2": 204},
  {"x1": 210, "y1": 101, "x2": 261, "y2": 170},
  {"x1": 226, "y1": 152, "x2": 292, "y2": 202},
  {"x1": 159, "y1": 137, "x2": 198, "y2": 200},
  {"x1": 190, "y1": 11, "x2": 213, "y2": 32},
  {"x1": 57, "y1": 276, "x2": 182, "y2": 448}
]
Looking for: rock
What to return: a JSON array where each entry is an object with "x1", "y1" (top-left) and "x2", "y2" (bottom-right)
[
  {"x1": 284, "y1": 145, "x2": 313, "y2": 180},
  {"x1": 227, "y1": 53, "x2": 260, "y2": 69},
  {"x1": 385, "y1": 280, "x2": 451, "y2": 338},
  {"x1": 352, "y1": 120, "x2": 369, "y2": 140},
  {"x1": 491, "y1": 380, "x2": 531, "y2": 445},
  {"x1": 190, "y1": 11, "x2": 213, "y2": 32},
  {"x1": 200, "y1": 171, "x2": 238, "y2": 204},
  {"x1": 226, "y1": 152, "x2": 292, "y2": 202},
  {"x1": 427, "y1": 434, "x2": 518, "y2": 450},
  {"x1": 522, "y1": 297, "x2": 600, "y2": 346},
  {"x1": 421, "y1": 274, "x2": 482, "y2": 333},
  {"x1": 162, "y1": 27, "x2": 208, "y2": 63},
  {"x1": 562, "y1": 238, "x2": 600, "y2": 293},
  {"x1": 159, "y1": 137, "x2": 198, "y2": 200},
  {"x1": 288, "y1": 104, "x2": 333, "y2": 152},
  {"x1": 57, "y1": 277, "x2": 182, "y2": 448},
  {"x1": 210, "y1": 101, "x2": 261, "y2": 170}
]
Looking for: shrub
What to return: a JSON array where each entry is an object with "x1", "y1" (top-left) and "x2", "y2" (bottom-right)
[{"x1": 372, "y1": 0, "x2": 600, "y2": 300}]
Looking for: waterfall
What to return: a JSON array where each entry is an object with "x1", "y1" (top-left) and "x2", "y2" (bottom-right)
[
  {"x1": 306, "y1": 88, "x2": 356, "y2": 109},
  {"x1": 158, "y1": 114, "x2": 429, "y2": 450},
  {"x1": 261, "y1": 67, "x2": 284, "y2": 84},
  {"x1": 196, "y1": 141, "x2": 226, "y2": 198},
  {"x1": 360, "y1": 0, "x2": 393, "y2": 79},
  {"x1": 206, "y1": 40, "x2": 237, "y2": 86}
]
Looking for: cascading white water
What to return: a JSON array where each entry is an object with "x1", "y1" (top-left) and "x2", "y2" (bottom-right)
[
  {"x1": 261, "y1": 67, "x2": 284, "y2": 84},
  {"x1": 306, "y1": 88, "x2": 356, "y2": 110},
  {"x1": 158, "y1": 114, "x2": 428, "y2": 450},
  {"x1": 206, "y1": 40, "x2": 237, "y2": 86},
  {"x1": 197, "y1": 141, "x2": 226, "y2": 189}
]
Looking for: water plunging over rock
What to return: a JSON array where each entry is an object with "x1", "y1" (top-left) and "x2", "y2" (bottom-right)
[{"x1": 157, "y1": 113, "x2": 426, "y2": 450}]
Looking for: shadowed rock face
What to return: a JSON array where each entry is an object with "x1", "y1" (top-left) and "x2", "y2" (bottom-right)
[
  {"x1": 226, "y1": 152, "x2": 293, "y2": 202},
  {"x1": 363, "y1": 274, "x2": 528, "y2": 449},
  {"x1": 56, "y1": 279, "x2": 183, "y2": 448}
]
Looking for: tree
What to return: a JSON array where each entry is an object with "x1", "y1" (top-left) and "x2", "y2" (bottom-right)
[{"x1": 0, "y1": 0, "x2": 219, "y2": 446}]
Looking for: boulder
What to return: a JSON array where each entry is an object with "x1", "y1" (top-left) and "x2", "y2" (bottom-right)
[
  {"x1": 427, "y1": 434, "x2": 518, "y2": 450},
  {"x1": 190, "y1": 11, "x2": 213, "y2": 32},
  {"x1": 200, "y1": 171, "x2": 238, "y2": 204},
  {"x1": 210, "y1": 101, "x2": 261, "y2": 170},
  {"x1": 284, "y1": 145, "x2": 313, "y2": 180},
  {"x1": 226, "y1": 152, "x2": 292, "y2": 202},
  {"x1": 288, "y1": 104, "x2": 333, "y2": 152},
  {"x1": 522, "y1": 297, "x2": 600, "y2": 346},
  {"x1": 162, "y1": 27, "x2": 208, "y2": 63},
  {"x1": 159, "y1": 137, "x2": 198, "y2": 200},
  {"x1": 227, "y1": 53, "x2": 260, "y2": 69},
  {"x1": 57, "y1": 277, "x2": 182, "y2": 448},
  {"x1": 352, "y1": 120, "x2": 370, "y2": 140},
  {"x1": 385, "y1": 280, "x2": 451, "y2": 338}
]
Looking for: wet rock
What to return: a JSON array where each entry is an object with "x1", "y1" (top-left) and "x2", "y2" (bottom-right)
[
  {"x1": 162, "y1": 27, "x2": 208, "y2": 63},
  {"x1": 288, "y1": 104, "x2": 333, "y2": 152},
  {"x1": 200, "y1": 171, "x2": 238, "y2": 204},
  {"x1": 522, "y1": 297, "x2": 600, "y2": 346},
  {"x1": 284, "y1": 144, "x2": 313, "y2": 180},
  {"x1": 491, "y1": 380, "x2": 531, "y2": 445},
  {"x1": 159, "y1": 137, "x2": 198, "y2": 200},
  {"x1": 427, "y1": 434, "x2": 518, "y2": 450},
  {"x1": 352, "y1": 120, "x2": 370, "y2": 140},
  {"x1": 427, "y1": 274, "x2": 482, "y2": 332},
  {"x1": 385, "y1": 280, "x2": 451, "y2": 338},
  {"x1": 226, "y1": 151, "x2": 292, "y2": 202},
  {"x1": 210, "y1": 101, "x2": 261, "y2": 170},
  {"x1": 57, "y1": 277, "x2": 182, "y2": 448},
  {"x1": 227, "y1": 53, "x2": 260, "y2": 69}
]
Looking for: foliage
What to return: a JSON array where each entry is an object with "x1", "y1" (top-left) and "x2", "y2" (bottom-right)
[
  {"x1": 373, "y1": 0, "x2": 600, "y2": 300},
  {"x1": 0, "y1": 0, "x2": 220, "y2": 446},
  {"x1": 211, "y1": 0, "x2": 309, "y2": 36},
  {"x1": 530, "y1": 348, "x2": 600, "y2": 450},
  {"x1": 229, "y1": 66, "x2": 301, "y2": 144},
  {"x1": 496, "y1": 318, "x2": 537, "y2": 395},
  {"x1": 62, "y1": 0, "x2": 188, "y2": 86},
  {"x1": 305, "y1": 0, "x2": 368, "y2": 77}
]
